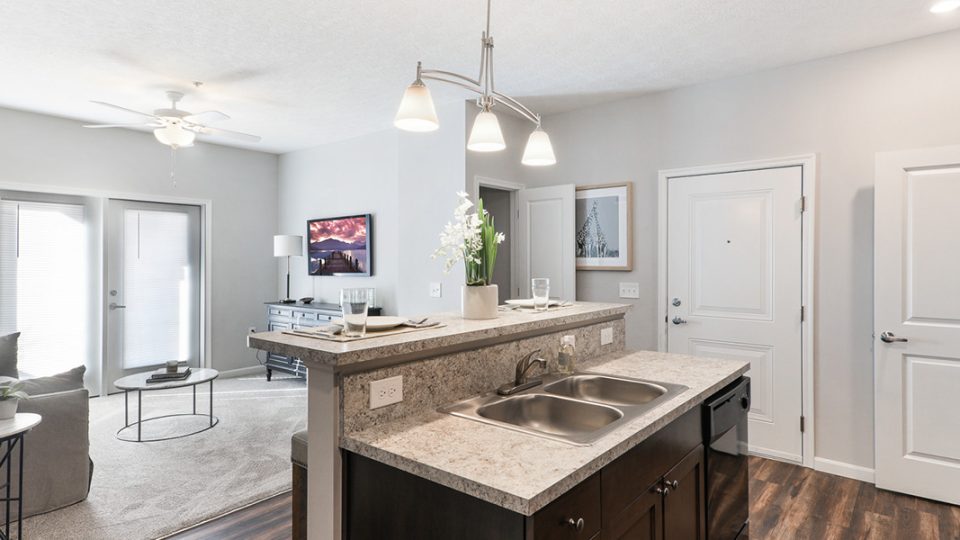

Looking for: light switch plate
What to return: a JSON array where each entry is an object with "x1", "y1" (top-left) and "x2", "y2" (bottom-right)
[
  {"x1": 619, "y1": 282, "x2": 640, "y2": 299},
  {"x1": 370, "y1": 375, "x2": 403, "y2": 409},
  {"x1": 600, "y1": 327, "x2": 614, "y2": 346},
  {"x1": 429, "y1": 282, "x2": 442, "y2": 298}
]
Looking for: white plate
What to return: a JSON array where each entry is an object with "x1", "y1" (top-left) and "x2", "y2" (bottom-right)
[
  {"x1": 333, "y1": 316, "x2": 408, "y2": 331},
  {"x1": 504, "y1": 299, "x2": 563, "y2": 308}
]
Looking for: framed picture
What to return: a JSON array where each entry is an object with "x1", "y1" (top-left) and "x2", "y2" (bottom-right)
[
  {"x1": 575, "y1": 182, "x2": 632, "y2": 271},
  {"x1": 307, "y1": 214, "x2": 373, "y2": 276}
]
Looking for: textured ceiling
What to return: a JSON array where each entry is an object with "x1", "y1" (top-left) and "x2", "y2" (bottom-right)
[{"x1": 1, "y1": 1, "x2": 958, "y2": 154}]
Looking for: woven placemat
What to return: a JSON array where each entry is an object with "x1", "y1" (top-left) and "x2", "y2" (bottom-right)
[{"x1": 281, "y1": 322, "x2": 447, "y2": 342}]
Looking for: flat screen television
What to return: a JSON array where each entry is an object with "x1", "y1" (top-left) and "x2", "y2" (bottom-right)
[{"x1": 307, "y1": 214, "x2": 372, "y2": 276}]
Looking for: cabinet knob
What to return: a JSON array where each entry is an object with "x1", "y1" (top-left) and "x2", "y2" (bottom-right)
[
  {"x1": 667, "y1": 480, "x2": 679, "y2": 490},
  {"x1": 566, "y1": 517, "x2": 585, "y2": 532},
  {"x1": 654, "y1": 485, "x2": 671, "y2": 495}
]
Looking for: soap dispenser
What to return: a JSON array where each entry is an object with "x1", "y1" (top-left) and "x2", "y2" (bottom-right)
[{"x1": 558, "y1": 335, "x2": 577, "y2": 375}]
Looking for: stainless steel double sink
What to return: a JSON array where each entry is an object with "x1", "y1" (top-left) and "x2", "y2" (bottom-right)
[{"x1": 439, "y1": 373, "x2": 688, "y2": 445}]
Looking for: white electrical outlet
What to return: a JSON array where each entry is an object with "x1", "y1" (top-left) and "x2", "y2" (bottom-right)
[
  {"x1": 369, "y1": 375, "x2": 403, "y2": 409},
  {"x1": 600, "y1": 327, "x2": 614, "y2": 346},
  {"x1": 619, "y1": 282, "x2": 640, "y2": 299},
  {"x1": 429, "y1": 282, "x2": 442, "y2": 298}
]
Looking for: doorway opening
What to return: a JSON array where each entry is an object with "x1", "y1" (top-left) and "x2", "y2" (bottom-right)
[{"x1": 474, "y1": 176, "x2": 523, "y2": 302}]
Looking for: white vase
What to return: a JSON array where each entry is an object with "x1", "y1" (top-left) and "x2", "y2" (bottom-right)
[
  {"x1": 0, "y1": 399, "x2": 18, "y2": 420},
  {"x1": 461, "y1": 285, "x2": 499, "y2": 320}
]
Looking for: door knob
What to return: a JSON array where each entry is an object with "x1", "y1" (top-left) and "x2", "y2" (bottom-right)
[
  {"x1": 880, "y1": 331, "x2": 907, "y2": 343},
  {"x1": 672, "y1": 297, "x2": 682, "y2": 307},
  {"x1": 672, "y1": 317, "x2": 687, "y2": 325},
  {"x1": 109, "y1": 302, "x2": 126, "y2": 310}
]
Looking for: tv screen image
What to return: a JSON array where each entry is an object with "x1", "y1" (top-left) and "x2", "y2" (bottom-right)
[{"x1": 307, "y1": 214, "x2": 372, "y2": 276}]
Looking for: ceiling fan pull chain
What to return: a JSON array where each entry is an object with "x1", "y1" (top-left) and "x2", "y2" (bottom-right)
[{"x1": 170, "y1": 146, "x2": 178, "y2": 188}]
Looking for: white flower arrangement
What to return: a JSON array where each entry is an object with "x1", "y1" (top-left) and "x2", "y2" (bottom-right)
[{"x1": 433, "y1": 191, "x2": 505, "y2": 286}]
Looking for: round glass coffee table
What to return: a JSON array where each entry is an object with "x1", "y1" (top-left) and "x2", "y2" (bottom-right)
[{"x1": 114, "y1": 368, "x2": 219, "y2": 442}]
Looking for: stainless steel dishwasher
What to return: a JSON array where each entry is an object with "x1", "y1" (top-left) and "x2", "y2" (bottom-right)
[{"x1": 703, "y1": 376, "x2": 751, "y2": 540}]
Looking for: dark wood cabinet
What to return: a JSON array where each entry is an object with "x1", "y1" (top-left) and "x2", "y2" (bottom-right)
[
  {"x1": 344, "y1": 408, "x2": 707, "y2": 540},
  {"x1": 662, "y1": 445, "x2": 706, "y2": 540}
]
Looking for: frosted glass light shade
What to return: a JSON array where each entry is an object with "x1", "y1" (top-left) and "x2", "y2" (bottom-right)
[
  {"x1": 153, "y1": 123, "x2": 196, "y2": 148},
  {"x1": 521, "y1": 127, "x2": 556, "y2": 166},
  {"x1": 394, "y1": 82, "x2": 439, "y2": 132},
  {"x1": 273, "y1": 235, "x2": 303, "y2": 257},
  {"x1": 467, "y1": 110, "x2": 506, "y2": 152},
  {"x1": 930, "y1": 0, "x2": 960, "y2": 12}
]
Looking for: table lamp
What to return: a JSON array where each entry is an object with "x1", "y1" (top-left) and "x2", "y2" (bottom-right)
[{"x1": 274, "y1": 235, "x2": 303, "y2": 304}]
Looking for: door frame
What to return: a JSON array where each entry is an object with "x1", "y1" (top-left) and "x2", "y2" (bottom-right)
[
  {"x1": 0, "y1": 180, "x2": 212, "y2": 396},
  {"x1": 656, "y1": 154, "x2": 817, "y2": 469},
  {"x1": 473, "y1": 175, "x2": 524, "y2": 299}
]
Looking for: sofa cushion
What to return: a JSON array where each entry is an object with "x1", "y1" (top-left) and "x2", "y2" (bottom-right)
[
  {"x1": 0, "y1": 332, "x2": 19, "y2": 379},
  {"x1": 21, "y1": 365, "x2": 85, "y2": 396},
  {"x1": 292, "y1": 429, "x2": 308, "y2": 467}
]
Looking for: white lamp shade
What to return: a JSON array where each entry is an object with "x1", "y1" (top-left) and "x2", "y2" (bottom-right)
[
  {"x1": 153, "y1": 123, "x2": 196, "y2": 148},
  {"x1": 394, "y1": 82, "x2": 439, "y2": 132},
  {"x1": 273, "y1": 235, "x2": 303, "y2": 257},
  {"x1": 521, "y1": 127, "x2": 557, "y2": 166},
  {"x1": 467, "y1": 110, "x2": 506, "y2": 152}
]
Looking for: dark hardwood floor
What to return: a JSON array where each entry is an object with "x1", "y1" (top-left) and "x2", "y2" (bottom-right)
[{"x1": 168, "y1": 457, "x2": 960, "y2": 539}]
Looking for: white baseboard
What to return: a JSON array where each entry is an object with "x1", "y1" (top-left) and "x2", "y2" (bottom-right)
[
  {"x1": 814, "y1": 457, "x2": 875, "y2": 483},
  {"x1": 216, "y1": 365, "x2": 265, "y2": 379},
  {"x1": 748, "y1": 445, "x2": 803, "y2": 464}
]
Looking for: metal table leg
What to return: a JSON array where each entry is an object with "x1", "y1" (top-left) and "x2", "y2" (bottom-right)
[
  {"x1": 4, "y1": 438, "x2": 10, "y2": 540},
  {"x1": 209, "y1": 380, "x2": 214, "y2": 427},
  {"x1": 124, "y1": 389, "x2": 129, "y2": 427},
  {"x1": 193, "y1": 384, "x2": 197, "y2": 415},
  {"x1": 137, "y1": 390, "x2": 142, "y2": 443},
  {"x1": 17, "y1": 435, "x2": 23, "y2": 540}
]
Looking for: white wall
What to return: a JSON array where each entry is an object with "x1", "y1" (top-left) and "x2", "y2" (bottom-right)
[
  {"x1": 278, "y1": 131, "x2": 400, "y2": 312},
  {"x1": 522, "y1": 29, "x2": 960, "y2": 470},
  {"x1": 0, "y1": 106, "x2": 279, "y2": 379},
  {"x1": 278, "y1": 101, "x2": 466, "y2": 316}
]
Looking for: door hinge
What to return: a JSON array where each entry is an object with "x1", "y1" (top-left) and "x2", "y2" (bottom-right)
[
  {"x1": 800, "y1": 305, "x2": 806, "y2": 322},
  {"x1": 800, "y1": 416, "x2": 806, "y2": 433},
  {"x1": 800, "y1": 196, "x2": 807, "y2": 213}
]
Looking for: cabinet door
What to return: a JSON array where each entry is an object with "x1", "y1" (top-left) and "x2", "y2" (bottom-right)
[
  {"x1": 662, "y1": 445, "x2": 706, "y2": 540},
  {"x1": 602, "y1": 484, "x2": 663, "y2": 540}
]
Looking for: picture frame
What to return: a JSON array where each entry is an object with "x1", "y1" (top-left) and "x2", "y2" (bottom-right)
[
  {"x1": 575, "y1": 182, "x2": 633, "y2": 271},
  {"x1": 307, "y1": 213, "x2": 373, "y2": 276}
]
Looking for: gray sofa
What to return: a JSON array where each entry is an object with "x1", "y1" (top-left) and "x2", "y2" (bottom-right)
[{"x1": 0, "y1": 333, "x2": 92, "y2": 518}]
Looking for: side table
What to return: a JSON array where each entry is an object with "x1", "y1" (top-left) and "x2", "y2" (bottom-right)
[{"x1": 0, "y1": 413, "x2": 41, "y2": 540}]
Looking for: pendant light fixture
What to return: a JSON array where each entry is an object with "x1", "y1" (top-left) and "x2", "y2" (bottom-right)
[{"x1": 394, "y1": 0, "x2": 556, "y2": 166}]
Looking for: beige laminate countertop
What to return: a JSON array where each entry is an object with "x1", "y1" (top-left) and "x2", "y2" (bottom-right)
[
  {"x1": 247, "y1": 302, "x2": 629, "y2": 372},
  {"x1": 340, "y1": 350, "x2": 749, "y2": 516}
]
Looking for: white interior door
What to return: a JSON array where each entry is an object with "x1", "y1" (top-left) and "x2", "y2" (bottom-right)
[
  {"x1": 105, "y1": 200, "x2": 201, "y2": 389},
  {"x1": 517, "y1": 185, "x2": 576, "y2": 301},
  {"x1": 875, "y1": 146, "x2": 960, "y2": 505},
  {"x1": 667, "y1": 167, "x2": 803, "y2": 462}
]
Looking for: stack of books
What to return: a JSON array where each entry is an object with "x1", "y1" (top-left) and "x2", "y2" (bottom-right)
[{"x1": 147, "y1": 366, "x2": 192, "y2": 383}]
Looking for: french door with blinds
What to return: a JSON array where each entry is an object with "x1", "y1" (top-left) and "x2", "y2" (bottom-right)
[
  {"x1": 105, "y1": 200, "x2": 201, "y2": 388},
  {"x1": 0, "y1": 199, "x2": 90, "y2": 378}
]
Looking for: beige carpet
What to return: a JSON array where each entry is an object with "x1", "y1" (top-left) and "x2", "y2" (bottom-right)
[{"x1": 24, "y1": 374, "x2": 306, "y2": 540}]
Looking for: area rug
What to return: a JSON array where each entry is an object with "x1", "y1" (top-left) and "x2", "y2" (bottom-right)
[{"x1": 23, "y1": 374, "x2": 306, "y2": 540}]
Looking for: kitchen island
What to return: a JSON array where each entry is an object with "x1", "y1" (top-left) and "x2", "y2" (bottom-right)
[{"x1": 246, "y1": 303, "x2": 747, "y2": 539}]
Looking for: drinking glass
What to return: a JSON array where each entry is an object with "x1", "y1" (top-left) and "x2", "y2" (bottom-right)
[
  {"x1": 340, "y1": 288, "x2": 369, "y2": 337},
  {"x1": 531, "y1": 278, "x2": 550, "y2": 312}
]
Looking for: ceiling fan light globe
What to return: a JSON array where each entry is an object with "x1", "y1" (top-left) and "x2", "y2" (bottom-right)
[
  {"x1": 521, "y1": 127, "x2": 556, "y2": 166},
  {"x1": 153, "y1": 123, "x2": 196, "y2": 148},
  {"x1": 395, "y1": 82, "x2": 439, "y2": 132},
  {"x1": 467, "y1": 110, "x2": 505, "y2": 152}
]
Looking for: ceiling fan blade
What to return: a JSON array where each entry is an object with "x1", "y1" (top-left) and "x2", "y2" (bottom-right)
[
  {"x1": 198, "y1": 126, "x2": 262, "y2": 143},
  {"x1": 83, "y1": 122, "x2": 162, "y2": 129},
  {"x1": 90, "y1": 100, "x2": 161, "y2": 120},
  {"x1": 183, "y1": 110, "x2": 230, "y2": 124}
]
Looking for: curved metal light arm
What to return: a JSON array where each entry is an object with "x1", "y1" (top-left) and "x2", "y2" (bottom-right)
[{"x1": 420, "y1": 70, "x2": 541, "y2": 125}]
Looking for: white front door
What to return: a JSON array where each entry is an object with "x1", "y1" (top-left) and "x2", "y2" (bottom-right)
[
  {"x1": 875, "y1": 146, "x2": 960, "y2": 505},
  {"x1": 666, "y1": 166, "x2": 804, "y2": 462},
  {"x1": 517, "y1": 185, "x2": 576, "y2": 301},
  {"x1": 105, "y1": 200, "x2": 201, "y2": 390}
]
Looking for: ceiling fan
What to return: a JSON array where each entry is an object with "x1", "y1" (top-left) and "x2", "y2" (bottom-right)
[{"x1": 84, "y1": 90, "x2": 262, "y2": 148}]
